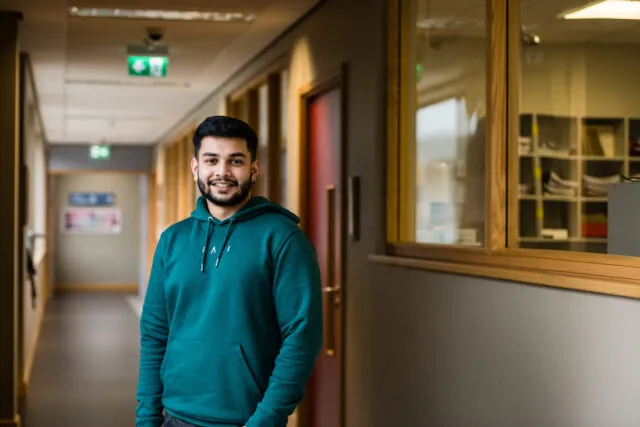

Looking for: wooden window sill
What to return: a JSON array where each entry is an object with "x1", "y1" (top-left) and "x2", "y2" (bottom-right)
[{"x1": 369, "y1": 246, "x2": 640, "y2": 300}]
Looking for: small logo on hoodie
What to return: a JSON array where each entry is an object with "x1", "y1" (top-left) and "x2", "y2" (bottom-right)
[{"x1": 210, "y1": 246, "x2": 232, "y2": 254}]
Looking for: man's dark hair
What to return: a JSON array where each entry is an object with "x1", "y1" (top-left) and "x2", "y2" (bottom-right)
[{"x1": 193, "y1": 115, "x2": 258, "y2": 161}]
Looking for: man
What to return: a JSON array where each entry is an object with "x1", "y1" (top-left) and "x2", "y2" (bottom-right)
[{"x1": 136, "y1": 116, "x2": 323, "y2": 427}]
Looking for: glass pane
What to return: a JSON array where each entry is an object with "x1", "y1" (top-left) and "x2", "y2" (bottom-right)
[
  {"x1": 518, "y1": 0, "x2": 640, "y2": 255},
  {"x1": 405, "y1": 0, "x2": 487, "y2": 246}
]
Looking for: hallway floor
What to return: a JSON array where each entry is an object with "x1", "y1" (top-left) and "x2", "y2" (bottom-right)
[{"x1": 22, "y1": 293, "x2": 141, "y2": 427}]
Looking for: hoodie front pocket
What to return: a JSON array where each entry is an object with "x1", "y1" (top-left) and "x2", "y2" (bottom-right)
[{"x1": 162, "y1": 339, "x2": 262, "y2": 422}]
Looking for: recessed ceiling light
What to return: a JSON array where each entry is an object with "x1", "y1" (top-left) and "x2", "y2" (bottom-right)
[
  {"x1": 68, "y1": 7, "x2": 256, "y2": 22},
  {"x1": 559, "y1": 0, "x2": 640, "y2": 20}
]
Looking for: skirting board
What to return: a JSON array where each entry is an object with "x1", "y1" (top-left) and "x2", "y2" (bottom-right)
[
  {"x1": 56, "y1": 283, "x2": 138, "y2": 293},
  {"x1": 0, "y1": 415, "x2": 21, "y2": 427}
]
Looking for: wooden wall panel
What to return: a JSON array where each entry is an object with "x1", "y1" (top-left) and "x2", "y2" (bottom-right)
[{"x1": 267, "y1": 73, "x2": 282, "y2": 204}]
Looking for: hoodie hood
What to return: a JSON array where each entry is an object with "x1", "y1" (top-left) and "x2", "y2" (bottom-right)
[{"x1": 191, "y1": 196, "x2": 300, "y2": 271}]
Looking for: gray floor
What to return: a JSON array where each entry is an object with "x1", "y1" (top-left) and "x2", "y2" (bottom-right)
[{"x1": 22, "y1": 293, "x2": 141, "y2": 427}]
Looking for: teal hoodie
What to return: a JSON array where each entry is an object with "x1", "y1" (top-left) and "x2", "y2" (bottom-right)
[{"x1": 136, "y1": 196, "x2": 323, "y2": 427}]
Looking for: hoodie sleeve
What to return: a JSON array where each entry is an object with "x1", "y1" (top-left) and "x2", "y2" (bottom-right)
[
  {"x1": 136, "y1": 233, "x2": 169, "y2": 427},
  {"x1": 245, "y1": 228, "x2": 323, "y2": 427}
]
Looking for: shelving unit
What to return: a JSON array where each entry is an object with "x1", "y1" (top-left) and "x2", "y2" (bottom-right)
[{"x1": 518, "y1": 113, "x2": 640, "y2": 253}]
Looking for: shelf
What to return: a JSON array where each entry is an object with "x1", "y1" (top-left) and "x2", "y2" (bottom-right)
[
  {"x1": 536, "y1": 152, "x2": 577, "y2": 160},
  {"x1": 542, "y1": 195, "x2": 577, "y2": 202},
  {"x1": 519, "y1": 237, "x2": 607, "y2": 243},
  {"x1": 519, "y1": 196, "x2": 609, "y2": 203},
  {"x1": 517, "y1": 112, "x2": 632, "y2": 253},
  {"x1": 582, "y1": 155, "x2": 625, "y2": 161}
]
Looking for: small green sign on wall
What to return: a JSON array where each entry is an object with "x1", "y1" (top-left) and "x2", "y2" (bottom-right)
[
  {"x1": 89, "y1": 144, "x2": 110, "y2": 160},
  {"x1": 128, "y1": 56, "x2": 169, "y2": 78}
]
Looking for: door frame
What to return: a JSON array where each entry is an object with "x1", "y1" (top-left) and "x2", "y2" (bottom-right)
[{"x1": 296, "y1": 62, "x2": 348, "y2": 427}]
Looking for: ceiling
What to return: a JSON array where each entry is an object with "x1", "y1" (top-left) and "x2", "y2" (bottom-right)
[
  {"x1": 0, "y1": 0, "x2": 320, "y2": 145},
  {"x1": 522, "y1": 0, "x2": 640, "y2": 42},
  {"x1": 421, "y1": 0, "x2": 640, "y2": 42}
]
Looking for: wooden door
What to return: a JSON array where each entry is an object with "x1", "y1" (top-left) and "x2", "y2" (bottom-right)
[{"x1": 301, "y1": 71, "x2": 346, "y2": 427}]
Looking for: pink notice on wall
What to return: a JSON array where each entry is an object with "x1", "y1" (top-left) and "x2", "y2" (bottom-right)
[{"x1": 60, "y1": 207, "x2": 123, "y2": 235}]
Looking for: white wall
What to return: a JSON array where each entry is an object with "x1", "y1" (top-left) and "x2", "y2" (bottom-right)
[
  {"x1": 53, "y1": 173, "x2": 143, "y2": 288},
  {"x1": 522, "y1": 43, "x2": 640, "y2": 118},
  {"x1": 47, "y1": 145, "x2": 153, "y2": 294},
  {"x1": 416, "y1": 38, "x2": 640, "y2": 119}
]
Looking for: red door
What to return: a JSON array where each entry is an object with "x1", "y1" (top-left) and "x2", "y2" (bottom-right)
[{"x1": 305, "y1": 86, "x2": 343, "y2": 427}]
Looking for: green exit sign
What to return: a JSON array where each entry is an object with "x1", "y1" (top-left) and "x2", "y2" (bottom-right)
[
  {"x1": 89, "y1": 144, "x2": 111, "y2": 160},
  {"x1": 128, "y1": 56, "x2": 168, "y2": 77}
]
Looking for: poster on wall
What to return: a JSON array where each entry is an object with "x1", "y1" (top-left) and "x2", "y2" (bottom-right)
[
  {"x1": 60, "y1": 207, "x2": 123, "y2": 235},
  {"x1": 68, "y1": 192, "x2": 115, "y2": 206}
]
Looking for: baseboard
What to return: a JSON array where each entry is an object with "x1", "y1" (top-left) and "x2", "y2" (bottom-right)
[
  {"x1": 0, "y1": 415, "x2": 21, "y2": 427},
  {"x1": 56, "y1": 283, "x2": 139, "y2": 293},
  {"x1": 19, "y1": 300, "x2": 45, "y2": 397}
]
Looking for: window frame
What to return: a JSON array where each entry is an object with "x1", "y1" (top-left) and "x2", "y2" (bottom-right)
[
  {"x1": 226, "y1": 67, "x2": 287, "y2": 205},
  {"x1": 376, "y1": 0, "x2": 640, "y2": 300},
  {"x1": 161, "y1": 126, "x2": 196, "y2": 227}
]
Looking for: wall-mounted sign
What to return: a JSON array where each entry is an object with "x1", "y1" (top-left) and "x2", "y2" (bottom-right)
[
  {"x1": 61, "y1": 207, "x2": 122, "y2": 235},
  {"x1": 128, "y1": 56, "x2": 168, "y2": 77},
  {"x1": 68, "y1": 192, "x2": 115, "y2": 206},
  {"x1": 89, "y1": 144, "x2": 111, "y2": 159}
]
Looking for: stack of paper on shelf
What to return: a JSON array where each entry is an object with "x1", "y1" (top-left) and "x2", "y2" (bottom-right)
[
  {"x1": 582, "y1": 174, "x2": 620, "y2": 197},
  {"x1": 538, "y1": 138, "x2": 575, "y2": 156},
  {"x1": 543, "y1": 171, "x2": 578, "y2": 197}
]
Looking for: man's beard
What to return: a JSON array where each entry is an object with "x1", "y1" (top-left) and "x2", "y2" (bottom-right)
[{"x1": 197, "y1": 174, "x2": 253, "y2": 207}]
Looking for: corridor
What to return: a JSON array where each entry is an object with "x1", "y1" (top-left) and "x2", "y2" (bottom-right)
[
  {"x1": 6, "y1": 0, "x2": 640, "y2": 425},
  {"x1": 22, "y1": 294, "x2": 140, "y2": 427}
]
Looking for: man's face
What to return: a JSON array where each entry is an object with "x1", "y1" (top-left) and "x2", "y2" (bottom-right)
[{"x1": 191, "y1": 136, "x2": 259, "y2": 207}]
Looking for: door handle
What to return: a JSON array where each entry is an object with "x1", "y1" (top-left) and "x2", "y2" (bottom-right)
[
  {"x1": 323, "y1": 286, "x2": 338, "y2": 357},
  {"x1": 326, "y1": 185, "x2": 335, "y2": 285},
  {"x1": 324, "y1": 186, "x2": 340, "y2": 357}
]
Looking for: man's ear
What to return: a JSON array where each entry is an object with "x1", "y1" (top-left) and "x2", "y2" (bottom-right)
[
  {"x1": 191, "y1": 156, "x2": 198, "y2": 181},
  {"x1": 252, "y1": 159, "x2": 261, "y2": 180}
]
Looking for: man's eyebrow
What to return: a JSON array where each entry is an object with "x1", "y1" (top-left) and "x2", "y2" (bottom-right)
[{"x1": 201, "y1": 152, "x2": 247, "y2": 158}]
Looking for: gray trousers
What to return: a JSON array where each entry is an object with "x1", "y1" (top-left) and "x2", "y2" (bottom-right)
[
  {"x1": 161, "y1": 413, "x2": 245, "y2": 427},
  {"x1": 161, "y1": 414, "x2": 198, "y2": 427}
]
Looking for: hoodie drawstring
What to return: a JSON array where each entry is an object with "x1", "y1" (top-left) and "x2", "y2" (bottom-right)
[
  {"x1": 200, "y1": 218, "x2": 235, "y2": 272},
  {"x1": 200, "y1": 218, "x2": 214, "y2": 272},
  {"x1": 215, "y1": 220, "x2": 234, "y2": 268}
]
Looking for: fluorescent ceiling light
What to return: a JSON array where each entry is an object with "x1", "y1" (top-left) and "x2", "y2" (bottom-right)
[
  {"x1": 68, "y1": 7, "x2": 255, "y2": 22},
  {"x1": 560, "y1": 0, "x2": 640, "y2": 20}
]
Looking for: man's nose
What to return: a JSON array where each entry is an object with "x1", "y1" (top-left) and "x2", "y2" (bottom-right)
[{"x1": 213, "y1": 162, "x2": 232, "y2": 177}]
